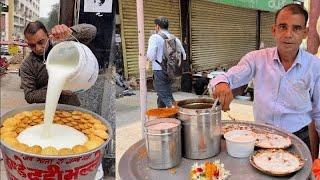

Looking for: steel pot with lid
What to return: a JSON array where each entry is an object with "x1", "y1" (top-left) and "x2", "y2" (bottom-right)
[
  {"x1": 177, "y1": 98, "x2": 221, "y2": 159},
  {"x1": 144, "y1": 118, "x2": 181, "y2": 169}
]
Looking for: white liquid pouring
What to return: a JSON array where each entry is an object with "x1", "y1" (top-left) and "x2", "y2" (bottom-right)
[{"x1": 17, "y1": 47, "x2": 87, "y2": 148}]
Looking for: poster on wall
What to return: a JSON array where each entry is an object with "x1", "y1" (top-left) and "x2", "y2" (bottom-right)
[{"x1": 84, "y1": 0, "x2": 113, "y2": 13}]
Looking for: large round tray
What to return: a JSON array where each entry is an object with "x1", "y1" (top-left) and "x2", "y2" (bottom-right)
[{"x1": 118, "y1": 121, "x2": 312, "y2": 180}]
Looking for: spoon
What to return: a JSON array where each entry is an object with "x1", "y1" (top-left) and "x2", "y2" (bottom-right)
[{"x1": 211, "y1": 98, "x2": 219, "y2": 110}]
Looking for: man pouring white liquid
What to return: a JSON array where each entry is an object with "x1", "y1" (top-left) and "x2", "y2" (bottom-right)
[
  {"x1": 20, "y1": 21, "x2": 97, "y2": 106},
  {"x1": 18, "y1": 21, "x2": 105, "y2": 180}
]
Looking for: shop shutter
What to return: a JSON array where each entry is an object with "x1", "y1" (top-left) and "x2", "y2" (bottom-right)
[
  {"x1": 119, "y1": 0, "x2": 181, "y2": 78},
  {"x1": 190, "y1": 0, "x2": 256, "y2": 71},
  {"x1": 260, "y1": 12, "x2": 276, "y2": 48}
]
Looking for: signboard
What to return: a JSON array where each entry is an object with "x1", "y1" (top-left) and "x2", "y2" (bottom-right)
[
  {"x1": 84, "y1": 0, "x2": 112, "y2": 13},
  {"x1": 207, "y1": 0, "x2": 294, "y2": 12}
]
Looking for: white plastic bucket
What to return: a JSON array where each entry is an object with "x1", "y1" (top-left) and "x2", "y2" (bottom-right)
[{"x1": 46, "y1": 41, "x2": 99, "y2": 93}]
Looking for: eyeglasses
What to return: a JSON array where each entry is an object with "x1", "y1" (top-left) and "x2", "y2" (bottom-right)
[
  {"x1": 277, "y1": 24, "x2": 305, "y2": 34},
  {"x1": 27, "y1": 39, "x2": 46, "y2": 49}
]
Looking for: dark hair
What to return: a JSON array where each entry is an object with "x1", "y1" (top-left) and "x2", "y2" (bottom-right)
[
  {"x1": 275, "y1": 3, "x2": 308, "y2": 26},
  {"x1": 24, "y1": 21, "x2": 48, "y2": 36},
  {"x1": 154, "y1": 16, "x2": 169, "y2": 30}
]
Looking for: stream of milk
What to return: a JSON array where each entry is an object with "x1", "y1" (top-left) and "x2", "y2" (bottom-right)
[{"x1": 17, "y1": 63, "x2": 87, "y2": 148}]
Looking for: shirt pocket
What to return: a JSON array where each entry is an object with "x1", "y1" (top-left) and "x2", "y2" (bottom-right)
[{"x1": 282, "y1": 79, "x2": 311, "y2": 111}]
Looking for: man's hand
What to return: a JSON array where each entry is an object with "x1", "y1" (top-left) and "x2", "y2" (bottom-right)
[
  {"x1": 309, "y1": 120, "x2": 319, "y2": 160},
  {"x1": 49, "y1": 24, "x2": 73, "y2": 41},
  {"x1": 212, "y1": 82, "x2": 233, "y2": 111}
]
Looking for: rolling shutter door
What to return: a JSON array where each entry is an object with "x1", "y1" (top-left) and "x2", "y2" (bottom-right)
[
  {"x1": 190, "y1": 0, "x2": 256, "y2": 71},
  {"x1": 261, "y1": 12, "x2": 276, "y2": 48},
  {"x1": 119, "y1": 0, "x2": 181, "y2": 78}
]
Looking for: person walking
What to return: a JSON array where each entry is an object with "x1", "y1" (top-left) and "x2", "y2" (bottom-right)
[{"x1": 147, "y1": 16, "x2": 186, "y2": 108}]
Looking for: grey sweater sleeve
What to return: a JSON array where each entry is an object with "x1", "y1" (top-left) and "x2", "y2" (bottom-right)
[
  {"x1": 20, "y1": 61, "x2": 47, "y2": 103},
  {"x1": 69, "y1": 24, "x2": 97, "y2": 45}
]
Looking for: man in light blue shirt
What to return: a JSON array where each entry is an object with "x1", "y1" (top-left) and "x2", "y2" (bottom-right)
[
  {"x1": 147, "y1": 16, "x2": 186, "y2": 107},
  {"x1": 210, "y1": 4, "x2": 320, "y2": 159}
]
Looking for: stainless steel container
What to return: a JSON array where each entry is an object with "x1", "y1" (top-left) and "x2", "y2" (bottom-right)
[
  {"x1": 177, "y1": 98, "x2": 221, "y2": 159},
  {"x1": 144, "y1": 118, "x2": 181, "y2": 169},
  {"x1": 0, "y1": 104, "x2": 113, "y2": 180}
]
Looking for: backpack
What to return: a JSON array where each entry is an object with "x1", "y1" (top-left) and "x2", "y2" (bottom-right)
[{"x1": 155, "y1": 32, "x2": 182, "y2": 79}]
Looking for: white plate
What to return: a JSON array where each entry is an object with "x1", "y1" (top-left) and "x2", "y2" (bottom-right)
[
  {"x1": 255, "y1": 133, "x2": 292, "y2": 149},
  {"x1": 250, "y1": 149, "x2": 304, "y2": 176}
]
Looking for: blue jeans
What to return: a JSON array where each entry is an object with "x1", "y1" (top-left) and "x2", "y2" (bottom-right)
[{"x1": 153, "y1": 70, "x2": 174, "y2": 108}]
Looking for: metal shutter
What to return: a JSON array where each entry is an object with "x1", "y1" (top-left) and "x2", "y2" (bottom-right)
[
  {"x1": 119, "y1": 0, "x2": 181, "y2": 78},
  {"x1": 190, "y1": 0, "x2": 256, "y2": 71},
  {"x1": 261, "y1": 12, "x2": 276, "y2": 48}
]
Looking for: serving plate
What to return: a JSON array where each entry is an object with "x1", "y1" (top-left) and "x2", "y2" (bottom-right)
[{"x1": 250, "y1": 149, "x2": 304, "y2": 177}]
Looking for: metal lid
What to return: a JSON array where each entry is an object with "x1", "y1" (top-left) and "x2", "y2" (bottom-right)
[{"x1": 144, "y1": 118, "x2": 181, "y2": 134}]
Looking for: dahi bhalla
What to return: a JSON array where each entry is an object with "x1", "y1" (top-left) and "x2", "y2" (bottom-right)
[{"x1": 0, "y1": 110, "x2": 109, "y2": 156}]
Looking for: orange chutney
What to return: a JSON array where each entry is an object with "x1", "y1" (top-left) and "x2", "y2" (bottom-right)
[{"x1": 146, "y1": 108, "x2": 178, "y2": 118}]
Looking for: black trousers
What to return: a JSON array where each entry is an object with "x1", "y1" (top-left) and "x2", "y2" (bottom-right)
[{"x1": 293, "y1": 126, "x2": 311, "y2": 151}]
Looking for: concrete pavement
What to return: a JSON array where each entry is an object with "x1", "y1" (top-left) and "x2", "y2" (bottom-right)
[{"x1": 0, "y1": 73, "x2": 27, "y2": 114}]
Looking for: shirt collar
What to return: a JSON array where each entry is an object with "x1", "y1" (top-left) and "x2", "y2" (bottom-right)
[
  {"x1": 273, "y1": 48, "x2": 303, "y2": 67},
  {"x1": 160, "y1": 29, "x2": 168, "y2": 33},
  {"x1": 159, "y1": 29, "x2": 170, "y2": 35}
]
